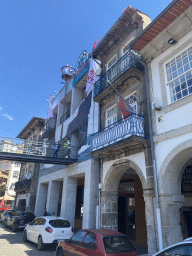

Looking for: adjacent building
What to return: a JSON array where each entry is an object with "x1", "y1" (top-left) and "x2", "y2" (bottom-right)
[
  {"x1": 129, "y1": 0, "x2": 192, "y2": 252},
  {"x1": 15, "y1": 117, "x2": 45, "y2": 212}
]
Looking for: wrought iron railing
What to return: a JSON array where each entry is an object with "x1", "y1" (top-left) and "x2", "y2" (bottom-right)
[
  {"x1": 91, "y1": 113, "x2": 145, "y2": 151},
  {"x1": 0, "y1": 137, "x2": 78, "y2": 160},
  {"x1": 15, "y1": 179, "x2": 31, "y2": 192},
  {"x1": 94, "y1": 52, "x2": 144, "y2": 98}
]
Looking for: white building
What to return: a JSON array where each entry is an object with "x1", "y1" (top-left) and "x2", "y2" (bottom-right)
[
  {"x1": 130, "y1": 0, "x2": 192, "y2": 251},
  {"x1": 35, "y1": 52, "x2": 100, "y2": 231}
]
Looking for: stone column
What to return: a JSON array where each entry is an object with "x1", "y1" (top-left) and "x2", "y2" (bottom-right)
[
  {"x1": 83, "y1": 159, "x2": 99, "y2": 229},
  {"x1": 60, "y1": 177, "x2": 77, "y2": 228},
  {"x1": 101, "y1": 191, "x2": 118, "y2": 231},
  {"x1": 143, "y1": 191, "x2": 157, "y2": 254},
  {"x1": 159, "y1": 194, "x2": 184, "y2": 248},
  {"x1": 46, "y1": 180, "x2": 60, "y2": 215},
  {"x1": 34, "y1": 183, "x2": 48, "y2": 217}
]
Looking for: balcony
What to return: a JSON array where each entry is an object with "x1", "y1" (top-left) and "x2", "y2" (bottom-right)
[
  {"x1": 15, "y1": 179, "x2": 31, "y2": 193},
  {"x1": 45, "y1": 117, "x2": 56, "y2": 137},
  {"x1": 94, "y1": 52, "x2": 143, "y2": 100},
  {"x1": 60, "y1": 109, "x2": 70, "y2": 125},
  {"x1": 91, "y1": 114, "x2": 145, "y2": 156}
]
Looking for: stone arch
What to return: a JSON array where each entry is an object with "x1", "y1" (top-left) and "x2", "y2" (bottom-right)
[
  {"x1": 158, "y1": 139, "x2": 192, "y2": 195},
  {"x1": 103, "y1": 159, "x2": 147, "y2": 193}
]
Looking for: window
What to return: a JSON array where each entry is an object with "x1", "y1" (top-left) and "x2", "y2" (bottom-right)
[
  {"x1": 125, "y1": 92, "x2": 137, "y2": 114},
  {"x1": 82, "y1": 232, "x2": 97, "y2": 250},
  {"x1": 105, "y1": 105, "x2": 117, "y2": 127},
  {"x1": 13, "y1": 171, "x2": 18, "y2": 177},
  {"x1": 166, "y1": 46, "x2": 192, "y2": 103},
  {"x1": 107, "y1": 55, "x2": 117, "y2": 70},
  {"x1": 158, "y1": 245, "x2": 192, "y2": 256},
  {"x1": 49, "y1": 219, "x2": 70, "y2": 228},
  {"x1": 103, "y1": 235, "x2": 136, "y2": 254},
  {"x1": 70, "y1": 230, "x2": 87, "y2": 246},
  {"x1": 15, "y1": 162, "x2": 20, "y2": 166}
]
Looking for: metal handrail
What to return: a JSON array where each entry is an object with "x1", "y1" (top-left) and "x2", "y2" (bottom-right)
[
  {"x1": 91, "y1": 113, "x2": 145, "y2": 151},
  {"x1": 94, "y1": 51, "x2": 144, "y2": 98},
  {"x1": 60, "y1": 109, "x2": 71, "y2": 124}
]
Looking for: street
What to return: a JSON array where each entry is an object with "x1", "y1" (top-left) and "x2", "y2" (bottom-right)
[{"x1": 0, "y1": 223, "x2": 56, "y2": 256}]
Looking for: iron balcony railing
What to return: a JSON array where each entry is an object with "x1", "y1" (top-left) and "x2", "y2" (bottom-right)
[
  {"x1": 15, "y1": 178, "x2": 32, "y2": 192},
  {"x1": 91, "y1": 113, "x2": 145, "y2": 151},
  {"x1": 94, "y1": 52, "x2": 144, "y2": 98}
]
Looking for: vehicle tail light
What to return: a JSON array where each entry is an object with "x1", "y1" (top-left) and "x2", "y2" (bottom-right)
[
  {"x1": 71, "y1": 227, "x2": 74, "y2": 232},
  {"x1": 18, "y1": 215, "x2": 22, "y2": 219},
  {"x1": 45, "y1": 226, "x2": 53, "y2": 233}
]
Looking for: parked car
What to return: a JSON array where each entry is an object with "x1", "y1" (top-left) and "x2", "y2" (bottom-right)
[
  {"x1": 153, "y1": 240, "x2": 192, "y2": 256},
  {"x1": 23, "y1": 216, "x2": 74, "y2": 250},
  {"x1": 1, "y1": 210, "x2": 13, "y2": 225},
  {"x1": 6, "y1": 211, "x2": 35, "y2": 231},
  {"x1": 56, "y1": 229, "x2": 138, "y2": 256},
  {"x1": 0, "y1": 205, "x2": 11, "y2": 213}
]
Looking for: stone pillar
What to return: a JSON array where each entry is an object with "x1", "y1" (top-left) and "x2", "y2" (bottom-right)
[
  {"x1": 101, "y1": 191, "x2": 118, "y2": 231},
  {"x1": 34, "y1": 183, "x2": 48, "y2": 217},
  {"x1": 60, "y1": 177, "x2": 77, "y2": 228},
  {"x1": 83, "y1": 159, "x2": 99, "y2": 229},
  {"x1": 46, "y1": 180, "x2": 60, "y2": 215},
  {"x1": 159, "y1": 194, "x2": 184, "y2": 248},
  {"x1": 143, "y1": 191, "x2": 157, "y2": 254}
]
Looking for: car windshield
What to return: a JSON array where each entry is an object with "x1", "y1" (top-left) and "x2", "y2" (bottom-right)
[
  {"x1": 49, "y1": 219, "x2": 70, "y2": 228},
  {"x1": 103, "y1": 235, "x2": 136, "y2": 254}
]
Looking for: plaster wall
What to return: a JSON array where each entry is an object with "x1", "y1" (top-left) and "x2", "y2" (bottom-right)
[
  {"x1": 151, "y1": 30, "x2": 192, "y2": 135},
  {"x1": 102, "y1": 152, "x2": 147, "y2": 183}
]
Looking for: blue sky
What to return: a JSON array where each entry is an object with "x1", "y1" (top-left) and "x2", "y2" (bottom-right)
[{"x1": 0, "y1": 0, "x2": 172, "y2": 138}]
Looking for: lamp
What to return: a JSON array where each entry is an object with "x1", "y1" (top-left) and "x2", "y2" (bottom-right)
[{"x1": 168, "y1": 38, "x2": 177, "y2": 45}]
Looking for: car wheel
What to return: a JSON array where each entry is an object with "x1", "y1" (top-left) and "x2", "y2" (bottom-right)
[
  {"x1": 37, "y1": 236, "x2": 44, "y2": 251},
  {"x1": 23, "y1": 230, "x2": 28, "y2": 242},
  {"x1": 56, "y1": 248, "x2": 64, "y2": 256},
  {"x1": 12, "y1": 224, "x2": 17, "y2": 232}
]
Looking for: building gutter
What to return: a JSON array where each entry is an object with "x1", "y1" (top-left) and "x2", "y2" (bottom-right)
[
  {"x1": 129, "y1": 0, "x2": 179, "y2": 49},
  {"x1": 127, "y1": 47, "x2": 163, "y2": 251}
]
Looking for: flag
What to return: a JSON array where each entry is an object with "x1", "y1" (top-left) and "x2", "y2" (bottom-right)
[
  {"x1": 0, "y1": 197, "x2": 4, "y2": 206},
  {"x1": 119, "y1": 97, "x2": 130, "y2": 119},
  {"x1": 93, "y1": 39, "x2": 97, "y2": 49},
  {"x1": 85, "y1": 58, "x2": 100, "y2": 93},
  {"x1": 46, "y1": 95, "x2": 54, "y2": 121}
]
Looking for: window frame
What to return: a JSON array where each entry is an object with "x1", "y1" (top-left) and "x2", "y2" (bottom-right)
[
  {"x1": 164, "y1": 44, "x2": 192, "y2": 105},
  {"x1": 105, "y1": 104, "x2": 117, "y2": 128},
  {"x1": 106, "y1": 54, "x2": 117, "y2": 71},
  {"x1": 124, "y1": 91, "x2": 137, "y2": 115}
]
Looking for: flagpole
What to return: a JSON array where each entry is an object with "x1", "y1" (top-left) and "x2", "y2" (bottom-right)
[{"x1": 107, "y1": 80, "x2": 133, "y2": 112}]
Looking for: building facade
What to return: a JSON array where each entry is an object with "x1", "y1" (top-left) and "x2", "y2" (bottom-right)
[
  {"x1": 15, "y1": 117, "x2": 45, "y2": 212},
  {"x1": 34, "y1": 51, "x2": 100, "y2": 232},
  {"x1": 130, "y1": 0, "x2": 192, "y2": 252}
]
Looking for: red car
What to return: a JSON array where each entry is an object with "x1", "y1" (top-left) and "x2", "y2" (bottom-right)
[
  {"x1": 56, "y1": 229, "x2": 138, "y2": 256},
  {"x1": 0, "y1": 205, "x2": 11, "y2": 211}
]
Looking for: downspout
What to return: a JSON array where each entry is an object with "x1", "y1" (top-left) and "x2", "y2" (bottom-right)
[{"x1": 128, "y1": 47, "x2": 163, "y2": 251}]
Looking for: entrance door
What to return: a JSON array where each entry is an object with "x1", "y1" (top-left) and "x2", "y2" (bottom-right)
[{"x1": 184, "y1": 211, "x2": 192, "y2": 237}]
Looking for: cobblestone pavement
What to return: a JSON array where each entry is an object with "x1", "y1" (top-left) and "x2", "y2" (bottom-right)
[{"x1": 0, "y1": 223, "x2": 56, "y2": 256}]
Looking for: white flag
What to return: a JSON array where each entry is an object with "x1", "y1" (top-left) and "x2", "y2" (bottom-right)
[
  {"x1": 46, "y1": 95, "x2": 54, "y2": 120},
  {"x1": 86, "y1": 58, "x2": 101, "y2": 94}
]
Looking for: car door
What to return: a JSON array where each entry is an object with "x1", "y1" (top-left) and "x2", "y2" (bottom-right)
[
  {"x1": 80, "y1": 232, "x2": 102, "y2": 256},
  {"x1": 27, "y1": 218, "x2": 39, "y2": 242},
  {"x1": 33, "y1": 217, "x2": 46, "y2": 244},
  {"x1": 63, "y1": 230, "x2": 87, "y2": 256}
]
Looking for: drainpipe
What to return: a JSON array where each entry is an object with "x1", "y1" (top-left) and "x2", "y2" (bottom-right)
[{"x1": 128, "y1": 47, "x2": 163, "y2": 251}]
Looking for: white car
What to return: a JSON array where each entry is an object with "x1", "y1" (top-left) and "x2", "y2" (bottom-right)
[
  {"x1": 153, "y1": 240, "x2": 192, "y2": 256},
  {"x1": 23, "y1": 216, "x2": 74, "y2": 250}
]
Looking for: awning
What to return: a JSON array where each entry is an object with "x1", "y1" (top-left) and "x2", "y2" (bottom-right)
[
  {"x1": 0, "y1": 195, "x2": 15, "y2": 201},
  {"x1": 66, "y1": 91, "x2": 92, "y2": 136}
]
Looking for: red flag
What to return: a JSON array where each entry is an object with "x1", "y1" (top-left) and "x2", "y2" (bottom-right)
[
  {"x1": 119, "y1": 97, "x2": 130, "y2": 119},
  {"x1": 93, "y1": 39, "x2": 97, "y2": 49},
  {"x1": 0, "y1": 197, "x2": 5, "y2": 206}
]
